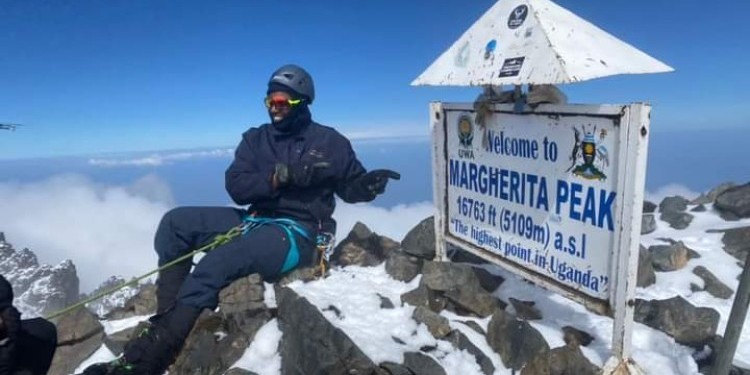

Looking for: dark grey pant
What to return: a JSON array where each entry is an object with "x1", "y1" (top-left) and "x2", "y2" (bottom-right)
[{"x1": 154, "y1": 207, "x2": 315, "y2": 310}]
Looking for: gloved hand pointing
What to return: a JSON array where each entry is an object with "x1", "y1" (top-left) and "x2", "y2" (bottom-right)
[
  {"x1": 359, "y1": 169, "x2": 400, "y2": 196},
  {"x1": 274, "y1": 161, "x2": 331, "y2": 189}
]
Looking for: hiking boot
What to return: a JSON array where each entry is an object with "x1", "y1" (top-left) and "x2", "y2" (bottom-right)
[
  {"x1": 80, "y1": 303, "x2": 201, "y2": 375},
  {"x1": 126, "y1": 303, "x2": 200, "y2": 374},
  {"x1": 80, "y1": 362, "x2": 109, "y2": 375},
  {"x1": 80, "y1": 358, "x2": 138, "y2": 375}
]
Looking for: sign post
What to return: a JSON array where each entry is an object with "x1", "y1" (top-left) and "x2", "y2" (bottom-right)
[
  {"x1": 430, "y1": 101, "x2": 650, "y2": 373},
  {"x1": 415, "y1": 0, "x2": 673, "y2": 371},
  {"x1": 604, "y1": 104, "x2": 651, "y2": 372}
]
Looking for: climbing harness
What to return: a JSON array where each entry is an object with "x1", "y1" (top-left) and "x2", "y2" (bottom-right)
[
  {"x1": 242, "y1": 214, "x2": 335, "y2": 278},
  {"x1": 314, "y1": 231, "x2": 335, "y2": 278},
  {"x1": 241, "y1": 214, "x2": 311, "y2": 274}
]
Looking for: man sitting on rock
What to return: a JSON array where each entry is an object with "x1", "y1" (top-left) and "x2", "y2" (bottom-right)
[
  {"x1": 0, "y1": 274, "x2": 58, "y2": 375},
  {"x1": 82, "y1": 64, "x2": 399, "y2": 375}
]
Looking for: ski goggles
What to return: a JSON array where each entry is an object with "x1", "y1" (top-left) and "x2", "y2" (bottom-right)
[{"x1": 264, "y1": 95, "x2": 302, "y2": 109}]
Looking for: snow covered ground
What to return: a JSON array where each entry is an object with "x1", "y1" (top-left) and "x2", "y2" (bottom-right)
[{"x1": 74, "y1": 203, "x2": 750, "y2": 375}]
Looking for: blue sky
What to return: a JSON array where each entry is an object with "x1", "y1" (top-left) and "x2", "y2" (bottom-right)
[{"x1": 0, "y1": 0, "x2": 748, "y2": 159}]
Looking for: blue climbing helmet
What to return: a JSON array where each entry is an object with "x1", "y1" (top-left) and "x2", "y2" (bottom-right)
[{"x1": 268, "y1": 64, "x2": 315, "y2": 104}]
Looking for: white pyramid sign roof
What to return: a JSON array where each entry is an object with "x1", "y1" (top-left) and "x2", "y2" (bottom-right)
[{"x1": 412, "y1": 0, "x2": 673, "y2": 86}]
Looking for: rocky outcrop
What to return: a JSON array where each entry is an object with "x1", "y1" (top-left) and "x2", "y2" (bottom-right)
[
  {"x1": 16, "y1": 179, "x2": 747, "y2": 374},
  {"x1": 277, "y1": 286, "x2": 378, "y2": 375},
  {"x1": 648, "y1": 241, "x2": 694, "y2": 272},
  {"x1": 643, "y1": 200, "x2": 657, "y2": 213},
  {"x1": 692, "y1": 266, "x2": 733, "y2": 299},
  {"x1": 385, "y1": 249, "x2": 424, "y2": 282},
  {"x1": 0, "y1": 236, "x2": 80, "y2": 317},
  {"x1": 0, "y1": 234, "x2": 151, "y2": 373},
  {"x1": 487, "y1": 308, "x2": 550, "y2": 370},
  {"x1": 85, "y1": 275, "x2": 141, "y2": 318},
  {"x1": 413, "y1": 306, "x2": 451, "y2": 338},
  {"x1": 40, "y1": 218, "x2": 518, "y2": 373},
  {"x1": 715, "y1": 226, "x2": 750, "y2": 261},
  {"x1": 695, "y1": 335, "x2": 750, "y2": 375},
  {"x1": 642, "y1": 199, "x2": 658, "y2": 234},
  {"x1": 419, "y1": 261, "x2": 502, "y2": 318},
  {"x1": 637, "y1": 245, "x2": 656, "y2": 287},
  {"x1": 401, "y1": 216, "x2": 436, "y2": 259},
  {"x1": 634, "y1": 296, "x2": 720, "y2": 348},
  {"x1": 331, "y1": 222, "x2": 400, "y2": 267},
  {"x1": 691, "y1": 182, "x2": 736, "y2": 205},
  {"x1": 562, "y1": 326, "x2": 594, "y2": 347},
  {"x1": 641, "y1": 213, "x2": 657, "y2": 234},
  {"x1": 691, "y1": 204, "x2": 707, "y2": 212},
  {"x1": 403, "y1": 352, "x2": 446, "y2": 375},
  {"x1": 509, "y1": 298, "x2": 542, "y2": 321},
  {"x1": 48, "y1": 307, "x2": 104, "y2": 375},
  {"x1": 521, "y1": 343, "x2": 600, "y2": 375},
  {"x1": 106, "y1": 283, "x2": 157, "y2": 320},
  {"x1": 171, "y1": 274, "x2": 272, "y2": 374},
  {"x1": 444, "y1": 330, "x2": 495, "y2": 375},
  {"x1": 659, "y1": 196, "x2": 694, "y2": 229},
  {"x1": 714, "y1": 183, "x2": 750, "y2": 220}
]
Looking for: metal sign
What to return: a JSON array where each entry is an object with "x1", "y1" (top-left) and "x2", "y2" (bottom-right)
[{"x1": 431, "y1": 101, "x2": 649, "y2": 362}]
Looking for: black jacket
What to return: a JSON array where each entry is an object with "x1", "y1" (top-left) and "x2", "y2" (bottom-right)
[
  {"x1": 0, "y1": 275, "x2": 56, "y2": 375},
  {"x1": 225, "y1": 108, "x2": 373, "y2": 234}
]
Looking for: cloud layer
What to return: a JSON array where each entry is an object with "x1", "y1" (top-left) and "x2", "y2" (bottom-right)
[
  {"x1": 88, "y1": 148, "x2": 233, "y2": 167},
  {"x1": 85, "y1": 129, "x2": 429, "y2": 169},
  {"x1": 0, "y1": 174, "x2": 172, "y2": 291}
]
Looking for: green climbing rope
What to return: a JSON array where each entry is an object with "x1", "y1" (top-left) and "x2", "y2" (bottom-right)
[{"x1": 44, "y1": 224, "x2": 246, "y2": 320}]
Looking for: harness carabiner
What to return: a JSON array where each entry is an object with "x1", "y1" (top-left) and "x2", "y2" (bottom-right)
[{"x1": 315, "y1": 231, "x2": 335, "y2": 278}]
